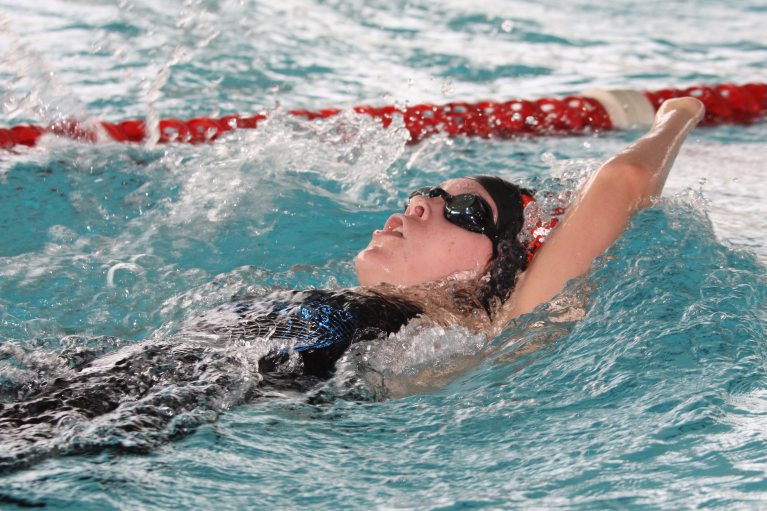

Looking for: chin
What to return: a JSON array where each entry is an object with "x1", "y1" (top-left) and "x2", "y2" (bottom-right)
[
  {"x1": 354, "y1": 248, "x2": 382, "y2": 286},
  {"x1": 355, "y1": 249, "x2": 408, "y2": 287}
]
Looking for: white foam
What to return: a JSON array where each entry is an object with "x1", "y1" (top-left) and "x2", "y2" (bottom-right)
[{"x1": 332, "y1": 320, "x2": 490, "y2": 399}]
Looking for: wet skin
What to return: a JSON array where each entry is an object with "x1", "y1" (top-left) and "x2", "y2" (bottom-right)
[{"x1": 355, "y1": 178, "x2": 498, "y2": 287}]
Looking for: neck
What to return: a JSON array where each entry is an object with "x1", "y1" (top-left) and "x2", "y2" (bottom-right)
[{"x1": 357, "y1": 276, "x2": 495, "y2": 332}]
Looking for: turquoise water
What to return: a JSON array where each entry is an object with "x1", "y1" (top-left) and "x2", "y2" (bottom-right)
[{"x1": 1, "y1": 0, "x2": 767, "y2": 509}]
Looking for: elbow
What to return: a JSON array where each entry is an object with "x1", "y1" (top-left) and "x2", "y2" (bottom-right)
[{"x1": 598, "y1": 160, "x2": 657, "y2": 212}]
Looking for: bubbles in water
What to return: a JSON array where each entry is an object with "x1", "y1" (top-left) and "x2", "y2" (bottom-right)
[
  {"x1": 540, "y1": 150, "x2": 600, "y2": 186},
  {"x1": 331, "y1": 320, "x2": 489, "y2": 400}
]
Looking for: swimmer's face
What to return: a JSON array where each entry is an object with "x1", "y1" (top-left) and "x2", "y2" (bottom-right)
[{"x1": 355, "y1": 178, "x2": 497, "y2": 287}]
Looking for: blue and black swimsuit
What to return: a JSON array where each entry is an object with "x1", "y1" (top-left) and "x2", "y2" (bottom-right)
[
  {"x1": 190, "y1": 289, "x2": 424, "y2": 378},
  {"x1": 0, "y1": 289, "x2": 423, "y2": 471}
]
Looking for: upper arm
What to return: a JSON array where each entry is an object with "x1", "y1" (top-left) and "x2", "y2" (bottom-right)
[{"x1": 508, "y1": 161, "x2": 648, "y2": 317}]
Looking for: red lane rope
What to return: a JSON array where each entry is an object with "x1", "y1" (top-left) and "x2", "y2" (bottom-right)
[
  {"x1": 1, "y1": 83, "x2": 765, "y2": 149},
  {"x1": 644, "y1": 83, "x2": 767, "y2": 126}
]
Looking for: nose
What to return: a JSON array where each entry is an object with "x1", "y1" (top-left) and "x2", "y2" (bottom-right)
[{"x1": 406, "y1": 195, "x2": 436, "y2": 220}]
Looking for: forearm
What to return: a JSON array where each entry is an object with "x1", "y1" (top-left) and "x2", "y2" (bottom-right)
[{"x1": 602, "y1": 97, "x2": 705, "y2": 209}]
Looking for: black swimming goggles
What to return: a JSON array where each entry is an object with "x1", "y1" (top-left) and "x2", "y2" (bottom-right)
[{"x1": 408, "y1": 186, "x2": 498, "y2": 248}]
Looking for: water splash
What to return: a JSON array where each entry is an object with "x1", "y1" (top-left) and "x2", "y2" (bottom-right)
[
  {"x1": 0, "y1": 11, "x2": 92, "y2": 126},
  {"x1": 323, "y1": 320, "x2": 490, "y2": 400}
]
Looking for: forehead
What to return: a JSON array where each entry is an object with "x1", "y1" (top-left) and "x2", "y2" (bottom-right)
[{"x1": 439, "y1": 178, "x2": 498, "y2": 220}]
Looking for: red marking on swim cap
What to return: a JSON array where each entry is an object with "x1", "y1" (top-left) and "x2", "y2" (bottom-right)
[{"x1": 521, "y1": 193, "x2": 535, "y2": 208}]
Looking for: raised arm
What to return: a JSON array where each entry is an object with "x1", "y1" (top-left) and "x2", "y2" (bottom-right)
[{"x1": 506, "y1": 97, "x2": 705, "y2": 319}]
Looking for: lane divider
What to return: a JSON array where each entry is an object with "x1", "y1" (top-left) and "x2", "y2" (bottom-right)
[{"x1": 1, "y1": 83, "x2": 765, "y2": 149}]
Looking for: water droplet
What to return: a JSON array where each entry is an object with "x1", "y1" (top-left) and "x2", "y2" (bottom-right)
[{"x1": 441, "y1": 79, "x2": 454, "y2": 97}]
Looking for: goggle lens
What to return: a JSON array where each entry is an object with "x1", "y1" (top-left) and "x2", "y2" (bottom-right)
[{"x1": 407, "y1": 186, "x2": 496, "y2": 239}]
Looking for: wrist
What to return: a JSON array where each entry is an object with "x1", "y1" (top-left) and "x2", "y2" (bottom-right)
[{"x1": 654, "y1": 97, "x2": 705, "y2": 127}]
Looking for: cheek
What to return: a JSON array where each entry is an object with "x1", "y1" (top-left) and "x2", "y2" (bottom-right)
[
  {"x1": 416, "y1": 228, "x2": 493, "y2": 274},
  {"x1": 445, "y1": 237, "x2": 491, "y2": 267}
]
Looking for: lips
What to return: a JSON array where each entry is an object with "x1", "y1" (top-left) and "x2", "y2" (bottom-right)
[{"x1": 377, "y1": 214, "x2": 406, "y2": 238}]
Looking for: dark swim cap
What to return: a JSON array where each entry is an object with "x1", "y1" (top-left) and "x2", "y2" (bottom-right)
[
  {"x1": 468, "y1": 175, "x2": 533, "y2": 247},
  {"x1": 469, "y1": 175, "x2": 535, "y2": 315}
]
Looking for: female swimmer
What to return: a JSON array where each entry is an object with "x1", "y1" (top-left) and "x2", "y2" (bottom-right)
[
  {"x1": 356, "y1": 96, "x2": 705, "y2": 320},
  {"x1": 0, "y1": 97, "x2": 705, "y2": 471}
]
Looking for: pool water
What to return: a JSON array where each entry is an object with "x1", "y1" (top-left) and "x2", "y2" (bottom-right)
[{"x1": 1, "y1": 0, "x2": 766, "y2": 509}]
